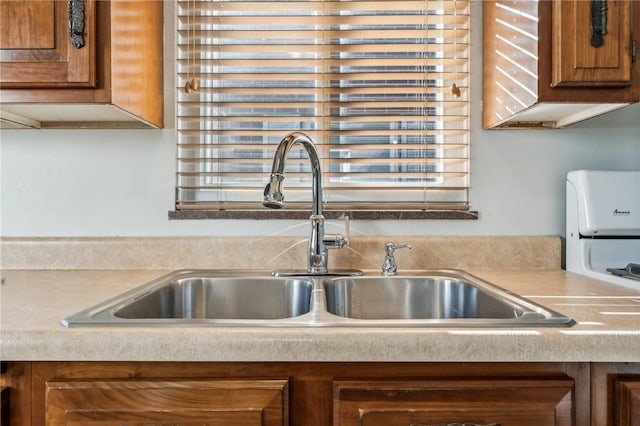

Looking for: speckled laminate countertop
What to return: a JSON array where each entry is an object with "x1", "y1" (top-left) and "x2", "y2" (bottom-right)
[{"x1": 1, "y1": 268, "x2": 639, "y2": 362}]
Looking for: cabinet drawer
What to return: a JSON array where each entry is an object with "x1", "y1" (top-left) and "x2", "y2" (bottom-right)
[
  {"x1": 334, "y1": 378, "x2": 576, "y2": 426},
  {"x1": 46, "y1": 378, "x2": 288, "y2": 426}
]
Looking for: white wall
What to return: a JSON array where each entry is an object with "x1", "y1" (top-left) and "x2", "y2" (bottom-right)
[{"x1": 1, "y1": 2, "x2": 639, "y2": 238}]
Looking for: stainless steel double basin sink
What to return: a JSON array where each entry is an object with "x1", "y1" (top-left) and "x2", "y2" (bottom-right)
[{"x1": 62, "y1": 269, "x2": 574, "y2": 327}]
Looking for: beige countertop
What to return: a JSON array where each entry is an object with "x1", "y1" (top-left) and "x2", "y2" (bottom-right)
[{"x1": 1, "y1": 268, "x2": 639, "y2": 363}]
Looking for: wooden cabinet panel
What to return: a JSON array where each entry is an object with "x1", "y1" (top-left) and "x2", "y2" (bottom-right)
[
  {"x1": 591, "y1": 363, "x2": 640, "y2": 426},
  {"x1": 552, "y1": 0, "x2": 633, "y2": 86},
  {"x1": 46, "y1": 379, "x2": 288, "y2": 426},
  {"x1": 1, "y1": 362, "x2": 31, "y2": 426},
  {"x1": 616, "y1": 379, "x2": 640, "y2": 426},
  {"x1": 334, "y1": 379, "x2": 576, "y2": 426},
  {"x1": 0, "y1": 0, "x2": 96, "y2": 88},
  {"x1": 0, "y1": 1, "x2": 54, "y2": 49}
]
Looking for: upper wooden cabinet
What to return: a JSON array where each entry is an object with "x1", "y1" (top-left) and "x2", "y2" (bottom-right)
[
  {"x1": 0, "y1": 0, "x2": 163, "y2": 129},
  {"x1": 483, "y1": 0, "x2": 639, "y2": 129},
  {"x1": 0, "y1": 0, "x2": 96, "y2": 88}
]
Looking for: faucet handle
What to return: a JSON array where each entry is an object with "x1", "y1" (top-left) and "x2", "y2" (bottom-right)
[
  {"x1": 382, "y1": 242, "x2": 412, "y2": 276},
  {"x1": 323, "y1": 215, "x2": 351, "y2": 249}
]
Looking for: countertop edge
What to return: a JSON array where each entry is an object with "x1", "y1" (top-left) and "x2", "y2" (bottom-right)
[{"x1": 2, "y1": 328, "x2": 639, "y2": 363}]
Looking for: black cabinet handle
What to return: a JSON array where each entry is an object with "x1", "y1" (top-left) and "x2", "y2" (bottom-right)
[
  {"x1": 590, "y1": 0, "x2": 608, "y2": 48},
  {"x1": 68, "y1": 0, "x2": 85, "y2": 49}
]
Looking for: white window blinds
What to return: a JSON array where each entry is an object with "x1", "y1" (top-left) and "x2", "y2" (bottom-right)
[{"x1": 176, "y1": 0, "x2": 469, "y2": 211}]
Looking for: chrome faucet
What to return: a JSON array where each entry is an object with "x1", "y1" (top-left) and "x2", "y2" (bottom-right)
[{"x1": 263, "y1": 132, "x2": 346, "y2": 275}]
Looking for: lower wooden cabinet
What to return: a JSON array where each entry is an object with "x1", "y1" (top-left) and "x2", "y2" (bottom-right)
[{"x1": 2, "y1": 361, "x2": 638, "y2": 425}]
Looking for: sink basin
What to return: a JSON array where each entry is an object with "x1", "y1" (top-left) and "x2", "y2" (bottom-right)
[
  {"x1": 62, "y1": 269, "x2": 574, "y2": 328},
  {"x1": 62, "y1": 270, "x2": 314, "y2": 326},
  {"x1": 324, "y1": 272, "x2": 575, "y2": 326},
  {"x1": 115, "y1": 277, "x2": 313, "y2": 320}
]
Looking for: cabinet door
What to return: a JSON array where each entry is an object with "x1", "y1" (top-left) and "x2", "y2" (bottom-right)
[
  {"x1": 552, "y1": 0, "x2": 633, "y2": 87},
  {"x1": 0, "y1": 0, "x2": 96, "y2": 88},
  {"x1": 334, "y1": 379, "x2": 576, "y2": 426},
  {"x1": 616, "y1": 379, "x2": 640, "y2": 426},
  {"x1": 46, "y1": 379, "x2": 288, "y2": 426},
  {"x1": 1, "y1": 362, "x2": 32, "y2": 425}
]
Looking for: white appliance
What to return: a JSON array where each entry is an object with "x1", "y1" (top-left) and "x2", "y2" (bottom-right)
[{"x1": 566, "y1": 170, "x2": 640, "y2": 289}]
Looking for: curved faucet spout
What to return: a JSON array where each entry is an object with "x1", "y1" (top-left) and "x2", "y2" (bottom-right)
[
  {"x1": 262, "y1": 132, "x2": 344, "y2": 275},
  {"x1": 263, "y1": 132, "x2": 322, "y2": 216}
]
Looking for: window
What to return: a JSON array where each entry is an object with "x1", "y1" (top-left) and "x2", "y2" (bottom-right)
[{"x1": 176, "y1": 0, "x2": 469, "y2": 213}]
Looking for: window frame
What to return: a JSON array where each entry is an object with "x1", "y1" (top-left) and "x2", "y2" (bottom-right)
[{"x1": 173, "y1": 0, "x2": 473, "y2": 219}]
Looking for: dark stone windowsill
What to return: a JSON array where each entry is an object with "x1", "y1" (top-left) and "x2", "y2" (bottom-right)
[{"x1": 169, "y1": 209, "x2": 478, "y2": 220}]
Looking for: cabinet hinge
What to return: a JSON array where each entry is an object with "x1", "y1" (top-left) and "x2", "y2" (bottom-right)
[{"x1": 633, "y1": 40, "x2": 637, "y2": 63}]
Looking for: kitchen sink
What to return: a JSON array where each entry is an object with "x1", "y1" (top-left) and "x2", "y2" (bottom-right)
[{"x1": 62, "y1": 269, "x2": 574, "y2": 327}]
